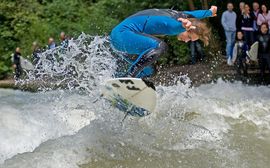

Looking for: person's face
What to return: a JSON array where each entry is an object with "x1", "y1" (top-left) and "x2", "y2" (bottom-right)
[
  {"x1": 244, "y1": 4, "x2": 250, "y2": 13},
  {"x1": 262, "y1": 5, "x2": 267, "y2": 13},
  {"x1": 60, "y1": 33, "x2": 65, "y2": 40},
  {"x1": 237, "y1": 32, "x2": 243, "y2": 40},
  {"x1": 48, "y1": 38, "x2": 54, "y2": 44},
  {"x1": 16, "y1": 47, "x2": 20, "y2": 53},
  {"x1": 239, "y1": 2, "x2": 245, "y2": 10},
  {"x1": 261, "y1": 24, "x2": 269, "y2": 34},
  {"x1": 178, "y1": 31, "x2": 199, "y2": 43},
  {"x1": 253, "y1": 2, "x2": 259, "y2": 11},
  {"x1": 227, "y1": 3, "x2": 234, "y2": 11}
]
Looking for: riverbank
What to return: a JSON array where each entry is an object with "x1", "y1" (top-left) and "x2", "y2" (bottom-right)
[
  {"x1": 0, "y1": 79, "x2": 16, "y2": 89},
  {"x1": 153, "y1": 56, "x2": 270, "y2": 86}
]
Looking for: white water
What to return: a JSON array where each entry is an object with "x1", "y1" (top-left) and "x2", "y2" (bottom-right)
[{"x1": 1, "y1": 35, "x2": 270, "y2": 168}]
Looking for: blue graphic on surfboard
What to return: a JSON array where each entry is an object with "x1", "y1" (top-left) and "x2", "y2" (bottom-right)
[{"x1": 102, "y1": 78, "x2": 157, "y2": 117}]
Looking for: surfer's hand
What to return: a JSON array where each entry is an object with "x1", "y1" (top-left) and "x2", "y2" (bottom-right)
[
  {"x1": 178, "y1": 18, "x2": 192, "y2": 30},
  {"x1": 13, "y1": 64, "x2": 16, "y2": 69},
  {"x1": 210, "y1": 6, "x2": 217, "y2": 17}
]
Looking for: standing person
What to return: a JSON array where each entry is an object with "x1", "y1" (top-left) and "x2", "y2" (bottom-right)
[
  {"x1": 47, "y1": 37, "x2": 56, "y2": 49},
  {"x1": 252, "y1": 2, "x2": 260, "y2": 36},
  {"x1": 239, "y1": 2, "x2": 245, "y2": 14},
  {"x1": 189, "y1": 40, "x2": 205, "y2": 64},
  {"x1": 12, "y1": 47, "x2": 22, "y2": 79},
  {"x1": 221, "y1": 2, "x2": 237, "y2": 65},
  {"x1": 236, "y1": 2, "x2": 245, "y2": 31},
  {"x1": 32, "y1": 41, "x2": 42, "y2": 65},
  {"x1": 257, "y1": 23, "x2": 270, "y2": 83},
  {"x1": 257, "y1": 4, "x2": 270, "y2": 29},
  {"x1": 240, "y1": 4, "x2": 255, "y2": 47},
  {"x1": 110, "y1": 6, "x2": 217, "y2": 78},
  {"x1": 232, "y1": 31, "x2": 249, "y2": 76},
  {"x1": 60, "y1": 32, "x2": 69, "y2": 48}
]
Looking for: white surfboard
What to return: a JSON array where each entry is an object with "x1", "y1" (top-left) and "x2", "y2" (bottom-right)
[
  {"x1": 20, "y1": 57, "x2": 34, "y2": 70},
  {"x1": 102, "y1": 78, "x2": 157, "y2": 117},
  {"x1": 247, "y1": 41, "x2": 258, "y2": 61}
]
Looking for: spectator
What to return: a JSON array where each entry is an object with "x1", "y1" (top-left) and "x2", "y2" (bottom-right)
[
  {"x1": 189, "y1": 40, "x2": 205, "y2": 64},
  {"x1": 47, "y1": 37, "x2": 56, "y2": 49},
  {"x1": 257, "y1": 4, "x2": 270, "y2": 29},
  {"x1": 221, "y1": 2, "x2": 237, "y2": 65},
  {"x1": 240, "y1": 4, "x2": 255, "y2": 47},
  {"x1": 232, "y1": 31, "x2": 249, "y2": 76},
  {"x1": 12, "y1": 47, "x2": 22, "y2": 79},
  {"x1": 252, "y1": 2, "x2": 260, "y2": 35},
  {"x1": 32, "y1": 41, "x2": 42, "y2": 65},
  {"x1": 60, "y1": 32, "x2": 69, "y2": 48},
  {"x1": 239, "y1": 2, "x2": 245, "y2": 14},
  {"x1": 236, "y1": 2, "x2": 245, "y2": 31},
  {"x1": 257, "y1": 23, "x2": 270, "y2": 83}
]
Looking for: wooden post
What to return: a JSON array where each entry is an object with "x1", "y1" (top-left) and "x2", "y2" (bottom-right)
[
  {"x1": 188, "y1": 0, "x2": 195, "y2": 10},
  {"x1": 201, "y1": 0, "x2": 209, "y2": 9}
]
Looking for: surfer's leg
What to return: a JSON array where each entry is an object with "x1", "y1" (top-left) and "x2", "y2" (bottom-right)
[
  {"x1": 110, "y1": 30, "x2": 167, "y2": 77},
  {"x1": 127, "y1": 33, "x2": 167, "y2": 77}
]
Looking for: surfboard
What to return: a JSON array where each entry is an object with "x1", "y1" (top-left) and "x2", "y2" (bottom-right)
[
  {"x1": 247, "y1": 41, "x2": 258, "y2": 61},
  {"x1": 102, "y1": 78, "x2": 157, "y2": 117},
  {"x1": 20, "y1": 57, "x2": 34, "y2": 70}
]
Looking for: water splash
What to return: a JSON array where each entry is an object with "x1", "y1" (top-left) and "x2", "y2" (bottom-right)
[{"x1": 21, "y1": 33, "x2": 116, "y2": 93}]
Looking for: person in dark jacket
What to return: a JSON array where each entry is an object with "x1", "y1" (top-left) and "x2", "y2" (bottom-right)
[
  {"x1": 32, "y1": 41, "x2": 42, "y2": 65},
  {"x1": 232, "y1": 31, "x2": 249, "y2": 76},
  {"x1": 189, "y1": 40, "x2": 205, "y2": 64},
  {"x1": 240, "y1": 4, "x2": 255, "y2": 47},
  {"x1": 60, "y1": 32, "x2": 69, "y2": 48},
  {"x1": 236, "y1": 2, "x2": 245, "y2": 31},
  {"x1": 257, "y1": 23, "x2": 270, "y2": 82},
  {"x1": 12, "y1": 47, "x2": 22, "y2": 79}
]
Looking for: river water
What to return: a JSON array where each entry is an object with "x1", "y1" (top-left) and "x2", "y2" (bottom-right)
[{"x1": 0, "y1": 35, "x2": 270, "y2": 168}]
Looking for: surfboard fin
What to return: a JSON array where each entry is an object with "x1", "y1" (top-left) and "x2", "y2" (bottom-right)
[
  {"x1": 121, "y1": 112, "x2": 130, "y2": 125},
  {"x1": 92, "y1": 94, "x2": 103, "y2": 103}
]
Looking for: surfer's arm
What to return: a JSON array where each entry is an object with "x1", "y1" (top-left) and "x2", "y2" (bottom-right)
[{"x1": 183, "y1": 6, "x2": 217, "y2": 19}]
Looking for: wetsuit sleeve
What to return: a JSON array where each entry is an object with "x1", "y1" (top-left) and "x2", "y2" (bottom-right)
[{"x1": 183, "y1": 10, "x2": 213, "y2": 19}]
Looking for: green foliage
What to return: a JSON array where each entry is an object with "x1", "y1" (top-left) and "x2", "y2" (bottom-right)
[
  {"x1": 158, "y1": 37, "x2": 190, "y2": 65},
  {"x1": 0, "y1": 53, "x2": 12, "y2": 79}
]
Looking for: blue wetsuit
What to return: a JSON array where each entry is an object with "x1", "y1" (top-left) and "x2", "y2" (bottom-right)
[{"x1": 110, "y1": 9, "x2": 213, "y2": 77}]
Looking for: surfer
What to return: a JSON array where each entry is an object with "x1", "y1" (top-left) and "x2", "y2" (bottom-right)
[{"x1": 110, "y1": 6, "x2": 217, "y2": 77}]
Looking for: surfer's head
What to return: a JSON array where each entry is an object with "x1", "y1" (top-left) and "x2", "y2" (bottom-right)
[
  {"x1": 178, "y1": 19, "x2": 210, "y2": 46},
  {"x1": 177, "y1": 31, "x2": 199, "y2": 43}
]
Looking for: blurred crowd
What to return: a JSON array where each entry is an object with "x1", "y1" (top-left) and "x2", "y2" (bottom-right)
[
  {"x1": 222, "y1": 2, "x2": 270, "y2": 82},
  {"x1": 12, "y1": 32, "x2": 69, "y2": 79}
]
